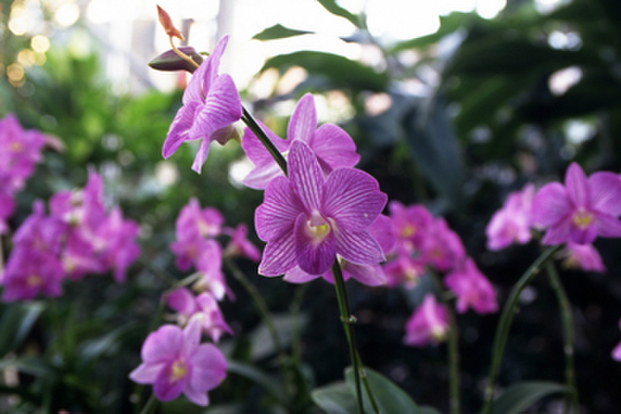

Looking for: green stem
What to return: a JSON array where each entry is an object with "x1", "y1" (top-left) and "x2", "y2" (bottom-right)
[
  {"x1": 331, "y1": 260, "x2": 365, "y2": 414},
  {"x1": 482, "y1": 245, "x2": 562, "y2": 414},
  {"x1": 224, "y1": 259, "x2": 284, "y2": 357},
  {"x1": 139, "y1": 393, "x2": 158, "y2": 414},
  {"x1": 545, "y1": 261, "x2": 579, "y2": 413},
  {"x1": 290, "y1": 284, "x2": 307, "y2": 365},
  {"x1": 241, "y1": 106, "x2": 288, "y2": 176},
  {"x1": 428, "y1": 269, "x2": 460, "y2": 414}
]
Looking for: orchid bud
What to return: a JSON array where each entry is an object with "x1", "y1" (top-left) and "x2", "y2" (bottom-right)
[
  {"x1": 156, "y1": 5, "x2": 184, "y2": 41},
  {"x1": 148, "y1": 47, "x2": 204, "y2": 73}
]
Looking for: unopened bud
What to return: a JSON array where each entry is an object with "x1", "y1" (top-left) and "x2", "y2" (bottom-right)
[
  {"x1": 156, "y1": 5, "x2": 184, "y2": 41},
  {"x1": 148, "y1": 47, "x2": 204, "y2": 73}
]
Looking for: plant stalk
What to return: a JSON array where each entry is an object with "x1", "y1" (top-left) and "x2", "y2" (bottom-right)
[
  {"x1": 428, "y1": 270, "x2": 461, "y2": 414},
  {"x1": 545, "y1": 261, "x2": 579, "y2": 413},
  {"x1": 482, "y1": 245, "x2": 562, "y2": 414}
]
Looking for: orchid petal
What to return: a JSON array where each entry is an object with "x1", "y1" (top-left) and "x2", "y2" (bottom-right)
[
  {"x1": 541, "y1": 219, "x2": 572, "y2": 245},
  {"x1": 289, "y1": 140, "x2": 324, "y2": 213},
  {"x1": 167, "y1": 287, "x2": 197, "y2": 315},
  {"x1": 294, "y1": 214, "x2": 337, "y2": 275},
  {"x1": 532, "y1": 182, "x2": 571, "y2": 227},
  {"x1": 192, "y1": 74, "x2": 242, "y2": 141},
  {"x1": 310, "y1": 124, "x2": 360, "y2": 171},
  {"x1": 322, "y1": 168, "x2": 386, "y2": 231},
  {"x1": 129, "y1": 362, "x2": 165, "y2": 384},
  {"x1": 241, "y1": 122, "x2": 289, "y2": 166},
  {"x1": 258, "y1": 232, "x2": 297, "y2": 276},
  {"x1": 189, "y1": 343, "x2": 227, "y2": 392},
  {"x1": 141, "y1": 325, "x2": 182, "y2": 363},
  {"x1": 154, "y1": 365, "x2": 187, "y2": 401},
  {"x1": 595, "y1": 213, "x2": 621, "y2": 238},
  {"x1": 191, "y1": 138, "x2": 211, "y2": 173},
  {"x1": 162, "y1": 101, "x2": 201, "y2": 158},
  {"x1": 343, "y1": 262, "x2": 386, "y2": 286},
  {"x1": 569, "y1": 222, "x2": 598, "y2": 245},
  {"x1": 182, "y1": 316, "x2": 202, "y2": 355},
  {"x1": 242, "y1": 162, "x2": 285, "y2": 190},
  {"x1": 367, "y1": 214, "x2": 395, "y2": 254},
  {"x1": 255, "y1": 177, "x2": 302, "y2": 241},
  {"x1": 565, "y1": 162, "x2": 590, "y2": 207},
  {"x1": 589, "y1": 172, "x2": 621, "y2": 216},
  {"x1": 283, "y1": 266, "x2": 322, "y2": 283},
  {"x1": 287, "y1": 93, "x2": 317, "y2": 142},
  {"x1": 334, "y1": 228, "x2": 384, "y2": 265}
]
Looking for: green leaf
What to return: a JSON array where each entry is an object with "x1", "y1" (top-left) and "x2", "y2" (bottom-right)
[
  {"x1": 253, "y1": 24, "x2": 312, "y2": 40},
  {"x1": 226, "y1": 360, "x2": 286, "y2": 403},
  {"x1": 420, "y1": 406, "x2": 442, "y2": 414},
  {"x1": 0, "y1": 302, "x2": 45, "y2": 357},
  {"x1": 0, "y1": 356, "x2": 57, "y2": 378},
  {"x1": 345, "y1": 366, "x2": 421, "y2": 414},
  {"x1": 391, "y1": 12, "x2": 476, "y2": 52},
  {"x1": 311, "y1": 381, "x2": 358, "y2": 413},
  {"x1": 489, "y1": 381, "x2": 570, "y2": 414},
  {"x1": 260, "y1": 51, "x2": 388, "y2": 92},
  {"x1": 317, "y1": 0, "x2": 361, "y2": 27}
]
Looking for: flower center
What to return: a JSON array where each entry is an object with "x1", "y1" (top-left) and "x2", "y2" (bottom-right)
[
  {"x1": 10, "y1": 142, "x2": 22, "y2": 152},
  {"x1": 27, "y1": 274, "x2": 43, "y2": 287},
  {"x1": 431, "y1": 325, "x2": 447, "y2": 341},
  {"x1": 170, "y1": 359, "x2": 188, "y2": 382},
  {"x1": 401, "y1": 224, "x2": 415, "y2": 238},
  {"x1": 305, "y1": 212, "x2": 331, "y2": 244},
  {"x1": 572, "y1": 209, "x2": 594, "y2": 229}
]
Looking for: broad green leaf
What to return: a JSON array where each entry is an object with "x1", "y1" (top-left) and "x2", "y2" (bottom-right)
[
  {"x1": 345, "y1": 366, "x2": 421, "y2": 414},
  {"x1": 420, "y1": 406, "x2": 442, "y2": 414},
  {"x1": 391, "y1": 12, "x2": 476, "y2": 52},
  {"x1": 489, "y1": 381, "x2": 570, "y2": 414},
  {"x1": 0, "y1": 302, "x2": 45, "y2": 357},
  {"x1": 317, "y1": 0, "x2": 361, "y2": 27},
  {"x1": 226, "y1": 360, "x2": 286, "y2": 403},
  {"x1": 253, "y1": 24, "x2": 312, "y2": 40},
  {"x1": 311, "y1": 381, "x2": 358, "y2": 413},
  {"x1": 260, "y1": 51, "x2": 388, "y2": 92},
  {"x1": 404, "y1": 97, "x2": 466, "y2": 211},
  {"x1": 0, "y1": 356, "x2": 57, "y2": 378}
]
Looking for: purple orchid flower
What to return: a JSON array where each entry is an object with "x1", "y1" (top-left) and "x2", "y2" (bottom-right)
[
  {"x1": 241, "y1": 93, "x2": 360, "y2": 189},
  {"x1": 223, "y1": 223, "x2": 261, "y2": 262},
  {"x1": 166, "y1": 287, "x2": 233, "y2": 342},
  {"x1": 418, "y1": 217, "x2": 466, "y2": 272},
  {"x1": 388, "y1": 201, "x2": 433, "y2": 253},
  {"x1": 255, "y1": 140, "x2": 387, "y2": 277},
  {"x1": 561, "y1": 242, "x2": 606, "y2": 273},
  {"x1": 129, "y1": 317, "x2": 227, "y2": 406},
  {"x1": 444, "y1": 258, "x2": 498, "y2": 315},
  {"x1": 532, "y1": 162, "x2": 621, "y2": 245},
  {"x1": 486, "y1": 183, "x2": 535, "y2": 251},
  {"x1": 162, "y1": 35, "x2": 242, "y2": 173},
  {"x1": 1, "y1": 247, "x2": 64, "y2": 302},
  {"x1": 282, "y1": 214, "x2": 395, "y2": 286},
  {"x1": 403, "y1": 294, "x2": 449, "y2": 347}
]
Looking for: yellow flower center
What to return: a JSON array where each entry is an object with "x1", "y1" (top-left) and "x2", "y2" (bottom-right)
[
  {"x1": 10, "y1": 142, "x2": 22, "y2": 152},
  {"x1": 170, "y1": 359, "x2": 187, "y2": 382},
  {"x1": 27, "y1": 274, "x2": 43, "y2": 287},
  {"x1": 572, "y1": 209, "x2": 594, "y2": 229},
  {"x1": 305, "y1": 212, "x2": 331, "y2": 244},
  {"x1": 401, "y1": 225, "x2": 415, "y2": 238}
]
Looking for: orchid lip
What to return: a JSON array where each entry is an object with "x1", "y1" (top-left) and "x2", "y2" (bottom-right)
[{"x1": 572, "y1": 208, "x2": 594, "y2": 229}]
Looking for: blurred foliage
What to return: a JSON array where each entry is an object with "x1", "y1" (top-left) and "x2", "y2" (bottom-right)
[{"x1": 1, "y1": 0, "x2": 621, "y2": 413}]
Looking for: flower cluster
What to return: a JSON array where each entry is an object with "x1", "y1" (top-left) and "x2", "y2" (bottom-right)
[
  {"x1": 169, "y1": 197, "x2": 260, "y2": 301},
  {"x1": 382, "y1": 201, "x2": 498, "y2": 347},
  {"x1": 0, "y1": 114, "x2": 47, "y2": 234},
  {"x1": 486, "y1": 162, "x2": 621, "y2": 272},
  {"x1": 1, "y1": 171, "x2": 140, "y2": 301}
]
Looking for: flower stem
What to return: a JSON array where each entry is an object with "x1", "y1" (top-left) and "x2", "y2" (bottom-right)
[
  {"x1": 545, "y1": 260, "x2": 579, "y2": 413},
  {"x1": 169, "y1": 37, "x2": 200, "y2": 70},
  {"x1": 240, "y1": 107, "x2": 288, "y2": 176},
  {"x1": 482, "y1": 245, "x2": 562, "y2": 414},
  {"x1": 139, "y1": 393, "x2": 158, "y2": 414},
  {"x1": 428, "y1": 269, "x2": 461, "y2": 414},
  {"x1": 331, "y1": 260, "x2": 376, "y2": 414},
  {"x1": 224, "y1": 259, "x2": 284, "y2": 357}
]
